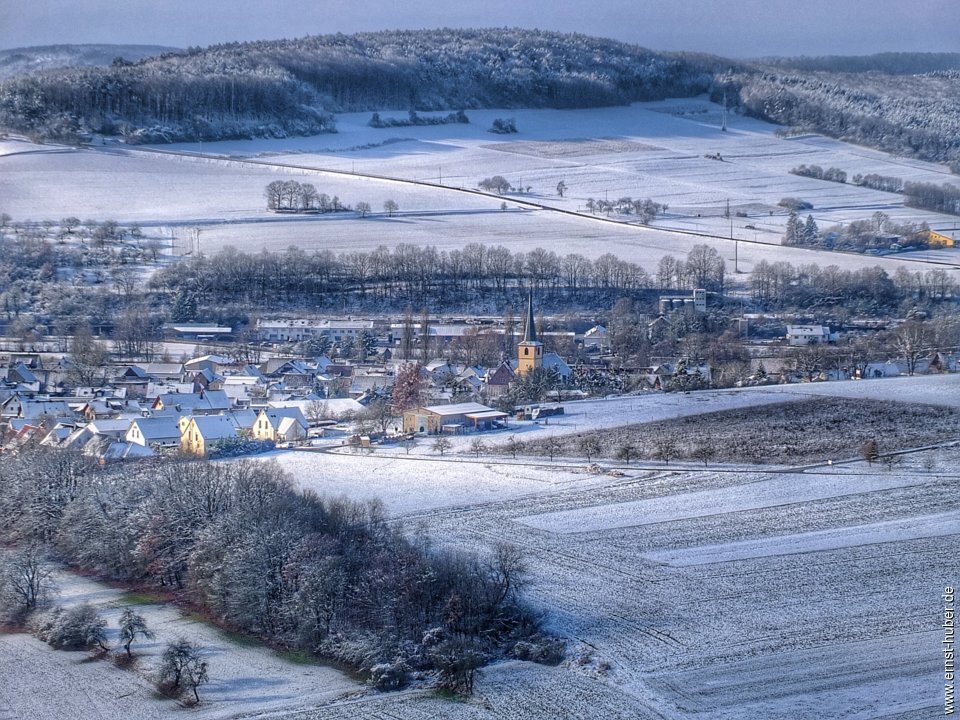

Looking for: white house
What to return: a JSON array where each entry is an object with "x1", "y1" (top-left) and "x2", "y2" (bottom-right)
[{"x1": 786, "y1": 325, "x2": 839, "y2": 346}]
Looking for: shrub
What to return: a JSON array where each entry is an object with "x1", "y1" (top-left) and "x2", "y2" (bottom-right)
[
  {"x1": 489, "y1": 118, "x2": 518, "y2": 134},
  {"x1": 369, "y1": 659, "x2": 410, "y2": 690},
  {"x1": 511, "y1": 635, "x2": 566, "y2": 665},
  {"x1": 33, "y1": 604, "x2": 109, "y2": 651}
]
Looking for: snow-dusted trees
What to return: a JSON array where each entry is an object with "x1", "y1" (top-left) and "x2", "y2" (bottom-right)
[
  {"x1": 478, "y1": 176, "x2": 511, "y2": 194},
  {"x1": 0, "y1": 451, "x2": 545, "y2": 691},
  {"x1": 119, "y1": 608, "x2": 154, "y2": 657},
  {"x1": 35, "y1": 604, "x2": 109, "y2": 651},
  {"x1": 782, "y1": 211, "x2": 802, "y2": 246},
  {"x1": 151, "y1": 242, "x2": 656, "y2": 309},
  {"x1": 0, "y1": 544, "x2": 56, "y2": 620},
  {"x1": 265, "y1": 181, "x2": 332, "y2": 212},
  {"x1": 158, "y1": 639, "x2": 209, "y2": 704}
]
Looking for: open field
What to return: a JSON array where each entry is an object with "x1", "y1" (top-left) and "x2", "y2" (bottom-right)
[
  {"x1": 272, "y1": 378, "x2": 958, "y2": 719},
  {"x1": 4, "y1": 98, "x2": 960, "y2": 279}
]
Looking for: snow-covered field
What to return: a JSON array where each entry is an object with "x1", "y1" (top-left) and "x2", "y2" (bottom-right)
[
  {"x1": 271, "y1": 375, "x2": 956, "y2": 719},
  {"x1": 3, "y1": 97, "x2": 960, "y2": 278},
  {"x1": 0, "y1": 572, "x2": 358, "y2": 720},
  {"x1": 3, "y1": 376, "x2": 956, "y2": 718}
]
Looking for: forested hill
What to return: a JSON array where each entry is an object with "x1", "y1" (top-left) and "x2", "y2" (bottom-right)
[
  {"x1": 0, "y1": 44, "x2": 180, "y2": 81},
  {"x1": 0, "y1": 29, "x2": 725, "y2": 143},
  {"x1": 2, "y1": 30, "x2": 959, "y2": 168},
  {"x1": 725, "y1": 66, "x2": 960, "y2": 165},
  {"x1": 758, "y1": 52, "x2": 960, "y2": 75}
]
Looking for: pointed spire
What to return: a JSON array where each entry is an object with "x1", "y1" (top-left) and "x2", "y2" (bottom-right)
[{"x1": 522, "y1": 291, "x2": 538, "y2": 343}]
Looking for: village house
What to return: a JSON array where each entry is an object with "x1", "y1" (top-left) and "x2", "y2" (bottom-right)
[
  {"x1": 153, "y1": 389, "x2": 231, "y2": 415},
  {"x1": 250, "y1": 407, "x2": 309, "y2": 443},
  {"x1": 180, "y1": 414, "x2": 245, "y2": 456},
  {"x1": 786, "y1": 325, "x2": 839, "y2": 346},
  {"x1": 126, "y1": 416, "x2": 182, "y2": 449}
]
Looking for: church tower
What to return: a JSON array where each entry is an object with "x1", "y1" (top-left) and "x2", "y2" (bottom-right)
[{"x1": 517, "y1": 292, "x2": 543, "y2": 376}]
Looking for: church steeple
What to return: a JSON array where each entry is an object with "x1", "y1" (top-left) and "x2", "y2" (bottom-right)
[
  {"x1": 517, "y1": 291, "x2": 543, "y2": 376},
  {"x1": 522, "y1": 292, "x2": 538, "y2": 343}
]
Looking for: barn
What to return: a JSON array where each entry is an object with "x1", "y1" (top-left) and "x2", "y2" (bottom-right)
[{"x1": 402, "y1": 402, "x2": 508, "y2": 434}]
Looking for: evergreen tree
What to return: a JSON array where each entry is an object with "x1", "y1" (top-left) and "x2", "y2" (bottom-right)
[
  {"x1": 782, "y1": 211, "x2": 801, "y2": 246},
  {"x1": 803, "y1": 215, "x2": 819, "y2": 245},
  {"x1": 170, "y1": 289, "x2": 197, "y2": 322},
  {"x1": 358, "y1": 329, "x2": 377, "y2": 360}
]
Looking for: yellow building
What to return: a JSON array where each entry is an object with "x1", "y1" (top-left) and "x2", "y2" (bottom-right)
[
  {"x1": 251, "y1": 408, "x2": 308, "y2": 442},
  {"x1": 517, "y1": 293, "x2": 543, "y2": 376},
  {"x1": 926, "y1": 230, "x2": 956, "y2": 248},
  {"x1": 180, "y1": 415, "x2": 241, "y2": 456}
]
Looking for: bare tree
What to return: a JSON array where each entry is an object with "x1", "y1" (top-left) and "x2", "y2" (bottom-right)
[
  {"x1": 469, "y1": 437, "x2": 487, "y2": 458},
  {"x1": 615, "y1": 440, "x2": 637, "y2": 464},
  {"x1": 577, "y1": 435, "x2": 602, "y2": 462},
  {"x1": 383, "y1": 199, "x2": 399, "y2": 216},
  {"x1": 543, "y1": 436, "x2": 563, "y2": 461},
  {"x1": 432, "y1": 436, "x2": 452, "y2": 456},
  {"x1": 652, "y1": 435, "x2": 679, "y2": 464},
  {"x1": 504, "y1": 435, "x2": 525, "y2": 459},
  {"x1": 0, "y1": 544, "x2": 56, "y2": 620},
  {"x1": 118, "y1": 608, "x2": 154, "y2": 657},
  {"x1": 158, "y1": 639, "x2": 209, "y2": 704}
]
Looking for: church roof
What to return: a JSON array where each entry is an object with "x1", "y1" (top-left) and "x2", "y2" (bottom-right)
[{"x1": 521, "y1": 292, "x2": 539, "y2": 344}]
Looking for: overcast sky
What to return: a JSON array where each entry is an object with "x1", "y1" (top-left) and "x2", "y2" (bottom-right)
[{"x1": 2, "y1": 0, "x2": 958, "y2": 57}]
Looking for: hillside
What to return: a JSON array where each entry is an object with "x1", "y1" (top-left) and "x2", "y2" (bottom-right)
[
  {"x1": 0, "y1": 43, "x2": 179, "y2": 81},
  {"x1": 725, "y1": 66, "x2": 960, "y2": 165},
  {"x1": 0, "y1": 29, "x2": 724, "y2": 143},
  {"x1": 1, "y1": 31, "x2": 959, "y2": 168}
]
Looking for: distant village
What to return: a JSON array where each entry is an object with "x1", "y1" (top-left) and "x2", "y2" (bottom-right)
[{"x1": 1, "y1": 289, "x2": 957, "y2": 461}]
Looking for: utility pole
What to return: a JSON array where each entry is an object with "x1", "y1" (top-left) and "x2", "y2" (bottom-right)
[{"x1": 721, "y1": 91, "x2": 728, "y2": 132}]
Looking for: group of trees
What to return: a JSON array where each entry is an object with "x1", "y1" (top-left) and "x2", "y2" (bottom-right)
[
  {"x1": 750, "y1": 258, "x2": 957, "y2": 311},
  {"x1": 790, "y1": 165, "x2": 847, "y2": 183},
  {"x1": 264, "y1": 181, "x2": 400, "y2": 216},
  {"x1": 264, "y1": 180, "x2": 346, "y2": 213},
  {"x1": 584, "y1": 197, "x2": 666, "y2": 223},
  {"x1": 656, "y1": 245, "x2": 727, "y2": 293},
  {"x1": 0, "y1": 450, "x2": 545, "y2": 692},
  {"x1": 369, "y1": 109, "x2": 469, "y2": 128},
  {"x1": 150, "y1": 243, "x2": 658, "y2": 310}
]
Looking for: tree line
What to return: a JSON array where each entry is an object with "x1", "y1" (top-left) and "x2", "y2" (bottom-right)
[
  {"x1": 150, "y1": 242, "x2": 660, "y2": 310},
  {"x1": 0, "y1": 450, "x2": 550, "y2": 693}
]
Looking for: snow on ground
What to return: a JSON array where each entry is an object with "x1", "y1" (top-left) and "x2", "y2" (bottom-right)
[
  {"x1": 269, "y1": 376, "x2": 957, "y2": 719},
  {"x1": 514, "y1": 469, "x2": 943, "y2": 534},
  {"x1": 5, "y1": 376, "x2": 956, "y2": 719},
  {"x1": 0, "y1": 572, "x2": 358, "y2": 720},
  {"x1": 644, "y1": 510, "x2": 960, "y2": 566},
  {"x1": 4, "y1": 99, "x2": 959, "y2": 280}
]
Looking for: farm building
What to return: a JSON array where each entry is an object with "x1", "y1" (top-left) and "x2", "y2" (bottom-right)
[{"x1": 402, "y1": 402, "x2": 508, "y2": 434}]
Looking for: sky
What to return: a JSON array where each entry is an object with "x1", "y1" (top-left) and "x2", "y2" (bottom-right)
[{"x1": 2, "y1": 0, "x2": 958, "y2": 57}]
